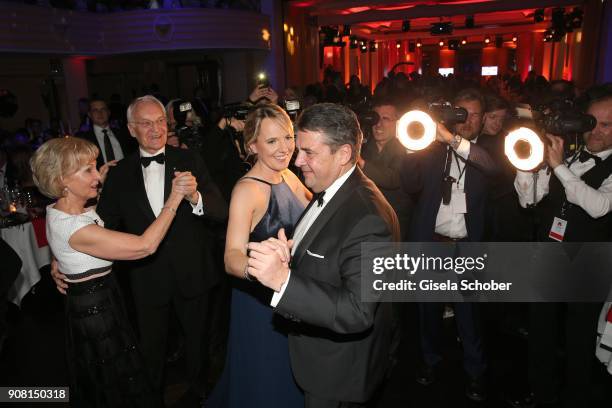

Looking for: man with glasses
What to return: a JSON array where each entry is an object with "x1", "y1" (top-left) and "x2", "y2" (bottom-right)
[
  {"x1": 76, "y1": 98, "x2": 136, "y2": 168},
  {"x1": 68, "y1": 95, "x2": 227, "y2": 405}
]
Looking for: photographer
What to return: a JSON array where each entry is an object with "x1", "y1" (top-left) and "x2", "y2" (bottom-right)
[
  {"x1": 513, "y1": 90, "x2": 612, "y2": 407},
  {"x1": 358, "y1": 97, "x2": 412, "y2": 240},
  {"x1": 400, "y1": 88, "x2": 498, "y2": 402}
]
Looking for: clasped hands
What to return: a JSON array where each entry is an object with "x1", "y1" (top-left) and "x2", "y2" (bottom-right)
[
  {"x1": 246, "y1": 228, "x2": 293, "y2": 292},
  {"x1": 171, "y1": 171, "x2": 199, "y2": 204}
]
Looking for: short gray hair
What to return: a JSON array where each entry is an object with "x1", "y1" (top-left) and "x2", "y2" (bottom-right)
[
  {"x1": 127, "y1": 95, "x2": 166, "y2": 123},
  {"x1": 295, "y1": 103, "x2": 362, "y2": 163}
]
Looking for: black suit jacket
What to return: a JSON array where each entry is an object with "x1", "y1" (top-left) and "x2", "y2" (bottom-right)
[
  {"x1": 276, "y1": 168, "x2": 399, "y2": 402},
  {"x1": 400, "y1": 140, "x2": 497, "y2": 242},
  {"x1": 96, "y1": 146, "x2": 228, "y2": 305},
  {"x1": 77, "y1": 127, "x2": 137, "y2": 168}
]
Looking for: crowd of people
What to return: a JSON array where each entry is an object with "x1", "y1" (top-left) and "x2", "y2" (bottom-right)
[{"x1": 1, "y1": 68, "x2": 612, "y2": 408}]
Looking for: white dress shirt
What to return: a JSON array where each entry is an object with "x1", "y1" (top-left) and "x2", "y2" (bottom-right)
[
  {"x1": 140, "y1": 147, "x2": 204, "y2": 216},
  {"x1": 515, "y1": 148, "x2": 612, "y2": 218},
  {"x1": 434, "y1": 137, "x2": 473, "y2": 239},
  {"x1": 270, "y1": 165, "x2": 357, "y2": 307},
  {"x1": 94, "y1": 125, "x2": 124, "y2": 163}
]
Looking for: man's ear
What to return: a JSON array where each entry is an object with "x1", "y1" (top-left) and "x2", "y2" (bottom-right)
[
  {"x1": 127, "y1": 123, "x2": 137, "y2": 138},
  {"x1": 337, "y1": 144, "x2": 352, "y2": 166}
]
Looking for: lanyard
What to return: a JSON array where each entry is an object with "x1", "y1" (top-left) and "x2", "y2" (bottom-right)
[{"x1": 453, "y1": 150, "x2": 467, "y2": 186}]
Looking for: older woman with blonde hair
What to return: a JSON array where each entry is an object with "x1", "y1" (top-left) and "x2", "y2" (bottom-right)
[
  {"x1": 207, "y1": 104, "x2": 311, "y2": 407},
  {"x1": 31, "y1": 136, "x2": 194, "y2": 407}
]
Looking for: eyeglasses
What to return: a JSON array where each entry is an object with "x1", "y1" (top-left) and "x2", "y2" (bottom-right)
[{"x1": 132, "y1": 117, "x2": 167, "y2": 130}]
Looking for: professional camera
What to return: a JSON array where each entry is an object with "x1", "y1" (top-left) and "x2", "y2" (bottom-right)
[
  {"x1": 284, "y1": 99, "x2": 301, "y2": 122},
  {"x1": 172, "y1": 100, "x2": 203, "y2": 150},
  {"x1": 396, "y1": 102, "x2": 467, "y2": 151},
  {"x1": 533, "y1": 98, "x2": 596, "y2": 136},
  {"x1": 428, "y1": 102, "x2": 468, "y2": 125},
  {"x1": 504, "y1": 99, "x2": 597, "y2": 171},
  {"x1": 222, "y1": 103, "x2": 253, "y2": 121}
]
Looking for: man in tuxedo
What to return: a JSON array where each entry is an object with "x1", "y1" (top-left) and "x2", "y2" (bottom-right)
[
  {"x1": 247, "y1": 103, "x2": 399, "y2": 408},
  {"x1": 514, "y1": 91, "x2": 612, "y2": 408},
  {"x1": 400, "y1": 88, "x2": 498, "y2": 401},
  {"x1": 76, "y1": 98, "x2": 136, "y2": 168},
  {"x1": 96, "y1": 95, "x2": 227, "y2": 405}
]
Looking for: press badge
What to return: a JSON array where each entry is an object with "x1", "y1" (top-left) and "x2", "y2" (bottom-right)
[
  {"x1": 451, "y1": 190, "x2": 467, "y2": 214},
  {"x1": 548, "y1": 217, "x2": 568, "y2": 241}
]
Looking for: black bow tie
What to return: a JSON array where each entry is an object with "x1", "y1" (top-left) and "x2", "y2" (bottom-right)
[
  {"x1": 578, "y1": 150, "x2": 602, "y2": 165},
  {"x1": 140, "y1": 153, "x2": 165, "y2": 168},
  {"x1": 314, "y1": 191, "x2": 326, "y2": 207}
]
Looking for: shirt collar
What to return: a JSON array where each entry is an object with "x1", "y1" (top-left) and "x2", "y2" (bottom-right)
[
  {"x1": 139, "y1": 147, "x2": 166, "y2": 158},
  {"x1": 93, "y1": 124, "x2": 110, "y2": 133},
  {"x1": 585, "y1": 147, "x2": 612, "y2": 160},
  {"x1": 318, "y1": 165, "x2": 356, "y2": 207}
]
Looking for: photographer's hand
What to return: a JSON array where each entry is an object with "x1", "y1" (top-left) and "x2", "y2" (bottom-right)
[
  {"x1": 436, "y1": 122, "x2": 455, "y2": 144},
  {"x1": 545, "y1": 133, "x2": 564, "y2": 168}
]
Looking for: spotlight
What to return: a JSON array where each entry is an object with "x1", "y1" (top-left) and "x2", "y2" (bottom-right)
[
  {"x1": 512, "y1": 35, "x2": 518, "y2": 42},
  {"x1": 369, "y1": 41, "x2": 378, "y2": 52},
  {"x1": 397, "y1": 111, "x2": 437, "y2": 151},
  {"x1": 350, "y1": 36, "x2": 359, "y2": 49},
  {"x1": 465, "y1": 15, "x2": 474, "y2": 28},
  {"x1": 402, "y1": 19, "x2": 411, "y2": 32},
  {"x1": 343, "y1": 24, "x2": 351, "y2": 36},
  {"x1": 431, "y1": 22, "x2": 453, "y2": 35},
  {"x1": 534, "y1": 8, "x2": 545, "y2": 23},
  {"x1": 439, "y1": 40, "x2": 445, "y2": 47},
  {"x1": 504, "y1": 127, "x2": 545, "y2": 171},
  {"x1": 360, "y1": 43, "x2": 368, "y2": 53},
  {"x1": 416, "y1": 39, "x2": 422, "y2": 47},
  {"x1": 484, "y1": 36, "x2": 491, "y2": 44},
  {"x1": 461, "y1": 38, "x2": 467, "y2": 45},
  {"x1": 396, "y1": 40, "x2": 402, "y2": 49}
]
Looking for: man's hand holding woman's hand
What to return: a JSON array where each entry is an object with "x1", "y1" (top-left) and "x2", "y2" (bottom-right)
[
  {"x1": 246, "y1": 228, "x2": 293, "y2": 292},
  {"x1": 170, "y1": 171, "x2": 199, "y2": 204}
]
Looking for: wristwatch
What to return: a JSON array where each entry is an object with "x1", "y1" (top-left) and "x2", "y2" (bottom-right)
[{"x1": 450, "y1": 134, "x2": 462, "y2": 150}]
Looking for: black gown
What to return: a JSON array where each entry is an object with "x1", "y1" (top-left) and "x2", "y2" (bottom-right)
[{"x1": 206, "y1": 177, "x2": 305, "y2": 408}]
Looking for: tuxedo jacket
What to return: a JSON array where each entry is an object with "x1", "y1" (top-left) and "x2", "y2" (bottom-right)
[
  {"x1": 276, "y1": 168, "x2": 399, "y2": 403},
  {"x1": 96, "y1": 145, "x2": 228, "y2": 305},
  {"x1": 400, "y1": 140, "x2": 498, "y2": 242},
  {"x1": 76, "y1": 127, "x2": 137, "y2": 168}
]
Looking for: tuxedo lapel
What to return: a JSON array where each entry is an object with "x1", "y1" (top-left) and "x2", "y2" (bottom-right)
[
  {"x1": 163, "y1": 147, "x2": 174, "y2": 202},
  {"x1": 129, "y1": 153, "x2": 156, "y2": 222},
  {"x1": 292, "y1": 169, "x2": 361, "y2": 267}
]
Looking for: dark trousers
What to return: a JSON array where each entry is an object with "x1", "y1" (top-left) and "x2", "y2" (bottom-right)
[
  {"x1": 0, "y1": 238, "x2": 20, "y2": 336},
  {"x1": 305, "y1": 393, "x2": 367, "y2": 408},
  {"x1": 133, "y1": 289, "x2": 208, "y2": 394},
  {"x1": 419, "y1": 302, "x2": 486, "y2": 378},
  {"x1": 528, "y1": 302, "x2": 601, "y2": 407}
]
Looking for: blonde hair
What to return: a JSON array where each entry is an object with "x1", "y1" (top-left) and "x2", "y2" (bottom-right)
[
  {"x1": 243, "y1": 104, "x2": 293, "y2": 155},
  {"x1": 30, "y1": 137, "x2": 99, "y2": 199}
]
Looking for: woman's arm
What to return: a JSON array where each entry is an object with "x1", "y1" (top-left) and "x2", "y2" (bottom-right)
[
  {"x1": 68, "y1": 173, "x2": 189, "y2": 261},
  {"x1": 224, "y1": 181, "x2": 262, "y2": 278}
]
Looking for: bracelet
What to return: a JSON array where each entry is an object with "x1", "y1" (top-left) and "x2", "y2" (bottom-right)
[{"x1": 162, "y1": 206, "x2": 177, "y2": 214}]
